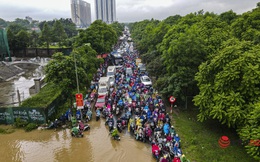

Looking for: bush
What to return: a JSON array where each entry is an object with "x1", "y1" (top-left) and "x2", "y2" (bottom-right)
[
  {"x1": 14, "y1": 117, "x2": 28, "y2": 128},
  {"x1": 25, "y1": 123, "x2": 38, "y2": 132}
]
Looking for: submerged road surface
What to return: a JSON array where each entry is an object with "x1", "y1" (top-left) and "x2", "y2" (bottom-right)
[{"x1": 0, "y1": 117, "x2": 155, "y2": 162}]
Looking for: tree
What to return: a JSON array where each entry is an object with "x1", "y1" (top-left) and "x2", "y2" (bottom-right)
[
  {"x1": 74, "y1": 20, "x2": 117, "y2": 54},
  {"x1": 45, "y1": 44, "x2": 102, "y2": 105},
  {"x1": 231, "y1": 5, "x2": 260, "y2": 44},
  {"x1": 109, "y1": 21, "x2": 124, "y2": 38},
  {"x1": 29, "y1": 30, "x2": 39, "y2": 48},
  {"x1": 194, "y1": 40, "x2": 260, "y2": 160},
  {"x1": 52, "y1": 20, "x2": 68, "y2": 47},
  {"x1": 161, "y1": 25, "x2": 206, "y2": 101},
  {"x1": 7, "y1": 24, "x2": 27, "y2": 51},
  {"x1": 219, "y1": 10, "x2": 238, "y2": 25},
  {"x1": 16, "y1": 30, "x2": 30, "y2": 49},
  {"x1": 0, "y1": 18, "x2": 8, "y2": 28},
  {"x1": 40, "y1": 23, "x2": 52, "y2": 51},
  {"x1": 163, "y1": 15, "x2": 182, "y2": 26},
  {"x1": 194, "y1": 39, "x2": 260, "y2": 126},
  {"x1": 239, "y1": 102, "x2": 260, "y2": 160}
]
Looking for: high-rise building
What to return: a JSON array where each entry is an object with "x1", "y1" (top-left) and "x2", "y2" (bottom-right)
[
  {"x1": 71, "y1": 0, "x2": 91, "y2": 28},
  {"x1": 95, "y1": 0, "x2": 116, "y2": 24}
]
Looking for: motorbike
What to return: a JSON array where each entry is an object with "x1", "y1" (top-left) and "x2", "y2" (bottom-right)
[
  {"x1": 111, "y1": 134, "x2": 121, "y2": 141},
  {"x1": 90, "y1": 92, "x2": 96, "y2": 102},
  {"x1": 80, "y1": 124, "x2": 90, "y2": 131},
  {"x1": 115, "y1": 106, "x2": 121, "y2": 116},
  {"x1": 102, "y1": 109, "x2": 109, "y2": 119},
  {"x1": 107, "y1": 121, "x2": 114, "y2": 132},
  {"x1": 117, "y1": 122, "x2": 123, "y2": 133},
  {"x1": 85, "y1": 110, "x2": 92, "y2": 122},
  {"x1": 152, "y1": 144, "x2": 160, "y2": 160},
  {"x1": 96, "y1": 109, "x2": 101, "y2": 121},
  {"x1": 71, "y1": 127, "x2": 83, "y2": 138}
]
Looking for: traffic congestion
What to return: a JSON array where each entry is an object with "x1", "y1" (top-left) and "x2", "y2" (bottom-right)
[{"x1": 65, "y1": 29, "x2": 189, "y2": 162}]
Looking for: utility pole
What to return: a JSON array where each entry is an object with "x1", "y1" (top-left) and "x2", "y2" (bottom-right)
[{"x1": 74, "y1": 52, "x2": 79, "y2": 93}]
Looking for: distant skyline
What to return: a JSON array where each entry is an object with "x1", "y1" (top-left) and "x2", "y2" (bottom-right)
[{"x1": 0, "y1": 0, "x2": 259, "y2": 22}]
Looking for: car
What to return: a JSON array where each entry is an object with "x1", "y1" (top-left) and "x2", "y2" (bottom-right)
[
  {"x1": 126, "y1": 68, "x2": 133, "y2": 75},
  {"x1": 141, "y1": 75, "x2": 152, "y2": 87},
  {"x1": 98, "y1": 86, "x2": 108, "y2": 96},
  {"x1": 138, "y1": 64, "x2": 146, "y2": 73},
  {"x1": 95, "y1": 95, "x2": 106, "y2": 110}
]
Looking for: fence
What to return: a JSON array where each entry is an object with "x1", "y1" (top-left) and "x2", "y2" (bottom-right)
[
  {"x1": 10, "y1": 48, "x2": 72, "y2": 58},
  {"x1": 0, "y1": 90, "x2": 67, "y2": 125},
  {"x1": 0, "y1": 107, "x2": 46, "y2": 124}
]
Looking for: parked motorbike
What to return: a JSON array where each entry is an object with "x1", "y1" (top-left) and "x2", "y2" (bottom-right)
[
  {"x1": 96, "y1": 109, "x2": 101, "y2": 121},
  {"x1": 71, "y1": 127, "x2": 83, "y2": 138}
]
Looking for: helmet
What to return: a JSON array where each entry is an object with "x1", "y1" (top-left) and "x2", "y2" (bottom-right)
[
  {"x1": 176, "y1": 134, "x2": 178, "y2": 137},
  {"x1": 171, "y1": 126, "x2": 174, "y2": 128}
]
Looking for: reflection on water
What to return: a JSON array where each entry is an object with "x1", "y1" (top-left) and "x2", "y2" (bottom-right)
[
  {"x1": 0, "y1": 58, "x2": 47, "y2": 106},
  {"x1": 0, "y1": 119, "x2": 155, "y2": 162}
]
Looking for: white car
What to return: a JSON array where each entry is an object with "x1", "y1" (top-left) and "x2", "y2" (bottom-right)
[
  {"x1": 126, "y1": 68, "x2": 133, "y2": 76},
  {"x1": 141, "y1": 76, "x2": 152, "y2": 87}
]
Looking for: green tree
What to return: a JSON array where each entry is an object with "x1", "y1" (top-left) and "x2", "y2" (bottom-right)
[
  {"x1": 16, "y1": 30, "x2": 30, "y2": 49},
  {"x1": 74, "y1": 20, "x2": 117, "y2": 54},
  {"x1": 163, "y1": 15, "x2": 182, "y2": 26},
  {"x1": 40, "y1": 23, "x2": 52, "y2": 51},
  {"x1": 45, "y1": 45, "x2": 102, "y2": 104},
  {"x1": 239, "y1": 102, "x2": 260, "y2": 160},
  {"x1": 29, "y1": 30, "x2": 39, "y2": 48},
  {"x1": 7, "y1": 24, "x2": 27, "y2": 51},
  {"x1": 52, "y1": 20, "x2": 68, "y2": 47},
  {"x1": 194, "y1": 39, "x2": 260, "y2": 127},
  {"x1": 231, "y1": 4, "x2": 260, "y2": 44},
  {"x1": 219, "y1": 10, "x2": 238, "y2": 25},
  {"x1": 0, "y1": 18, "x2": 8, "y2": 28},
  {"x1": 109, "y1": 21, "x2": 124, "y2": 38},
  {"x1": 161, "y1": 25, "x2": 206, "y2": 101},
  {"x1": 194, "y1": 40, "x2": 260, "y2": 160}
]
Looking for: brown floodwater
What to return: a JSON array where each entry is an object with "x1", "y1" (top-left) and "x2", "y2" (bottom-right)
[{"x1": 0, "y1": 118, "x2": 155, "y2": 162}]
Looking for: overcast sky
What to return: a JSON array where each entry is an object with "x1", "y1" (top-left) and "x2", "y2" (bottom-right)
[{"x1": 0, "y1": 0, "x2": 259, "y2": 22}]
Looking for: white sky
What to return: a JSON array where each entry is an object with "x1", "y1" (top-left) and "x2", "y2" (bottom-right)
[{"x1": 0, "y1": 0, "x2": 259, "y2": 22}]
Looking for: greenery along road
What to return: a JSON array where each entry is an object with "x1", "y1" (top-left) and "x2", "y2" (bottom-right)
[
  {"x1": 129, "y1": 3, "x2": 260, "y2": 161},
  {"x1": 3, "y1": 2, "x2": 259, "y2": 161}
]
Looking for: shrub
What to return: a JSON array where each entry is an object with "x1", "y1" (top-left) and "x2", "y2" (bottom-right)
[
  {"x1": 25, "y1": 123, "x2": 38, "y2": 132},
  {"x1": 14, "y1": 117, "x2": 28, "y2": 128}
]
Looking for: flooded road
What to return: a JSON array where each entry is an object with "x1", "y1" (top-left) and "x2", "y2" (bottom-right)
[{"x1": 0, "y1": 118, "x2": 155, "y2": 162}]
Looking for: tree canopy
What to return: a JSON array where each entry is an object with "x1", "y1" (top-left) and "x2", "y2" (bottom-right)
[
  {"x1": 74, "y1": 20, "x2": 117, "y2": 54},
  {"x1": 129, "y1": 3, "x2": 260, "y2": 160},
  {"x1": 45, "y1": 44, "x2": 102, "y2": 101}
]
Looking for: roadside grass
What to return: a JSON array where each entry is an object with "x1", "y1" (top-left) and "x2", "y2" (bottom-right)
[{"x1": 172, "y1": 108, "x2": 257, "y2": 162}]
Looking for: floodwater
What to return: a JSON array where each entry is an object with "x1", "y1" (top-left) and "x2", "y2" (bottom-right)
[
  {"x1": 0, "y1": 118, "x2": 155, "y2": 162},
  {"x1": 0, "y1": 58, "x2": 47, "y2": 106},
  {"x1": 0, "y1": 57, "x2": 155, "y2": 162}
]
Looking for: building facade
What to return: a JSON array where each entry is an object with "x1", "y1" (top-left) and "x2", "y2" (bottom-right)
[
  {"x1": 95, "y1": 0, "x2": 116, "y2": 24},
  {"x1": 71, "y1": 0, "x2": 91, "y2": 28}
]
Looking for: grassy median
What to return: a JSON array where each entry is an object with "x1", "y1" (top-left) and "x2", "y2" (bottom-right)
[{"x1": 172, "y1": 108, "x2": 257, "y2": 162}]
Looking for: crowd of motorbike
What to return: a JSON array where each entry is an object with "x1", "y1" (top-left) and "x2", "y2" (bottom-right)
[
  {"x1": 73, "y1": 44, "x2": 190, "y2": 162},
  {"x1": 45, "y1": 38, "x2": 191, "y2": 161}
]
